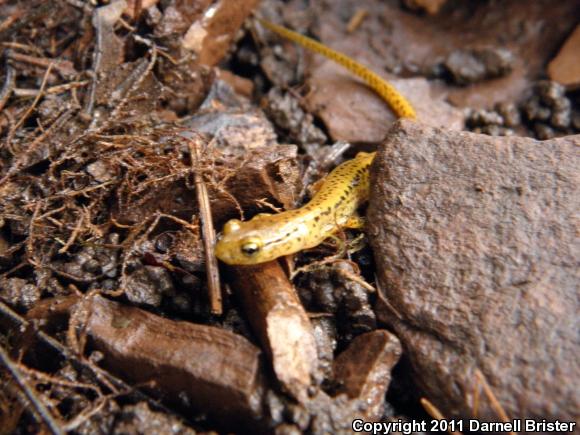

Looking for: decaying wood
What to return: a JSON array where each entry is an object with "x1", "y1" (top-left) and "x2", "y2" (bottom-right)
[
  {"x1": 0, "y1": 298, "x2": 193, "y2": 428},
  {"x1": 230, "y1": 261, "x2": 319, "y2": 403},
  {"x1": 75, "y1": 295, "x2": 267, "y2": 428},
  {"x1": 332, "y1": 330, "x2": 401, "y2": 420}
]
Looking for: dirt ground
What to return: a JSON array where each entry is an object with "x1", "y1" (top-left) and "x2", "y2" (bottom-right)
[{"x1": 0, "y1": 0, "x2": 578, "y2": 433}]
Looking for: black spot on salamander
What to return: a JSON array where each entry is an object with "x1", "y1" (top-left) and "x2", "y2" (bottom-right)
[{"x1": 314, "y1": 216, "x2": 320, "y2": 222}]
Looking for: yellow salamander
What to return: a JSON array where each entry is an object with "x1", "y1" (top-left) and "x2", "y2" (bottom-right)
[
  {"x1": 215, "y1": 151, "x2": 374, "y2": 265},
  {"x1": 214, "y1": 18, "x2": 416, "y2": 265}
]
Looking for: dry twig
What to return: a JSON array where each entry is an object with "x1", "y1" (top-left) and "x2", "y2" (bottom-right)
[
  {"x1": 0, "y1": 345, "x2": 65, "y2": 435},
  {"x1": 4, "y1": 62, "x2": 53, "y2": 149},
  {"x1": 190, "y1": 139, "x2": 222, "y2": 315},
  {"x1": 420, "y1": 397, "x2": 463, "y2": 435}
]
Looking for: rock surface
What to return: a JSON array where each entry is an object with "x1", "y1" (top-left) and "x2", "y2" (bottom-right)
[
  {"x1": 368, "y1": 120, "x2": 579, "y2": 420},
  {"x1": 304, "y1": 60, "x2": 463, "y2": 144}
]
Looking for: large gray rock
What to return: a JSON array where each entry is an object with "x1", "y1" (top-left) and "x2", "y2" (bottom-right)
[{"x1": 368, "y1": 119, "x2": 579, "y2": 420}]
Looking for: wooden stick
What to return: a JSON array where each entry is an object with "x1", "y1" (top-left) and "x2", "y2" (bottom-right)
[
  {"x1": 0, "y1": 345, "x2": 64, "y2": 435},
  {"x1": 190, "y1": 140, "x2": 222, "y2": 315}
]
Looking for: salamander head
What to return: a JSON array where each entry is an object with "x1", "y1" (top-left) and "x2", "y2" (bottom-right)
[{"x1": 215, "y1": 215, "x2": 292, "y2": 265}]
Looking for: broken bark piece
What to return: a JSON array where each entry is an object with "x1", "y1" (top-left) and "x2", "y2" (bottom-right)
[
  {"x1": 212, "y1": 145, "x2": 301, "y2": 221},
  {"x1": 182, "y1": 0, "x2": 260, "y2": 66},
  {"x1": 291, "y1": 331, "x2": 401, "y2": 433},
  {"x1": 548, "y1": 24, "x2": 580, "y2": 89},
  {"x1": 230, "y1": 261, "x2": 319, "y2": 403},
  {"x1": 76, "y1": 295, "x2": 267, "y2": 429},
  {"x1": 332, "y1": 330, "x2": 402, "y2": 420},
  {"x1": 368, "y1": 119, "x2": 579, "y2": 420},
  {"x1": 304, "y1": 61, "x2": 463, "y2": 144}
]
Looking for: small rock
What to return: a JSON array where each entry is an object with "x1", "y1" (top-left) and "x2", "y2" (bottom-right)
[
  {"x1": 369, "y1": 120, "x2": 579, "y2": 421},
  {"x1": 495, "y1": 102, "x2": 521, "y2": 127},
  {"x1": 185, "y1": 80, "x2": 278, "y2": 150},
  {"x1": 263, "y1": 88, "x2": 327, "y2": 146},
  {"x1": 298, "y1": 261, "x2": 376, "y2": 340},
  {"x1": 534, "y1": 122, "x2": 556, "y2": 140},
  {"x1": 114, "y1": 402, "x2": 196, "y2": 435},
  {"x1": 444, "y1": 47, "x2": 514, "y2": 85},
  {"x1": 466, "y1": 109, "x2": 504, "y2": 127},
  {"x1": 125, "y1": 265, "x2": 175, "y2": 307},
  {"x1": 479, "y1": 125, "x2": 514, "y2": 137},
  {"x1": 275, "y1": 423, "x2": 302, "y2": 435},
  {"x1": 548, "y1": 24, "x2": 580, "y2": 88},
  {"x1": 78, "y1": 296, "x2": 267, "y2": 430},
  {"x1": 551, "y1": 108, "x2": 571, "y2": 129},
  {"x1": 522, "y1": 96, "x2": 551, "y2": 122},
  {"x1": 0, "y1": 278, "x2": 40, "y2": 309},
  {"x1": 86, "y1": 160, "x2": 115, "y2": 182},
  {"x1": 62, "y1": 235, "x2": 119, "y2": 281},
  {"x1": 536, "y1": 80, "x2": 567, "y2": 107}
]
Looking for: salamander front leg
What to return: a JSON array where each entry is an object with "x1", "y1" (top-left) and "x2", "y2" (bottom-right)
[{"x1": 344, "y1": 214, "x2": 365, "y2": 229}]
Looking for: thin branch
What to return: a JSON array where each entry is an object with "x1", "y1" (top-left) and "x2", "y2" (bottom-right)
[
  {"x1": 4, "y1": 62, "x2": 53, "y2": 148},
  {"x1": 7, "y1": 52, "x2": 75, "y2": 77},
  {"x1": 58, "y1": 209, "x2": 85, "y2": 254},
  {"x1": 420, "y1": 397, "x2": 463, "y2": 435},
  {"x1": 190, "y1": 139, "x2": 222, "y2": 315},
  {"x1": 13, "y1": 80, "x2": 89, "y2": 97},
  {"x1": 474, "y1": 369, "x2": 514, "y2": 434},
  {"x1": 0, "y1": 59, "x2": 16, "y2": 112},
  {"x1": 0, "y1": 345, "x2": 64, "y2": 435},
  {"x1": 0, "y1": 300, "x2": 173, "y2": 414}
]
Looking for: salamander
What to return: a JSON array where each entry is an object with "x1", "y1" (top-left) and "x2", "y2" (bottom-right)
[{"x1": 214, "y1": 18, "x2": 416, "y2": 265}]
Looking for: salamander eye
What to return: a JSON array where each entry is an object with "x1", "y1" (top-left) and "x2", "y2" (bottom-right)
[{"x1": 240, "y1": 237, "x2": 263, "y2": 257}]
